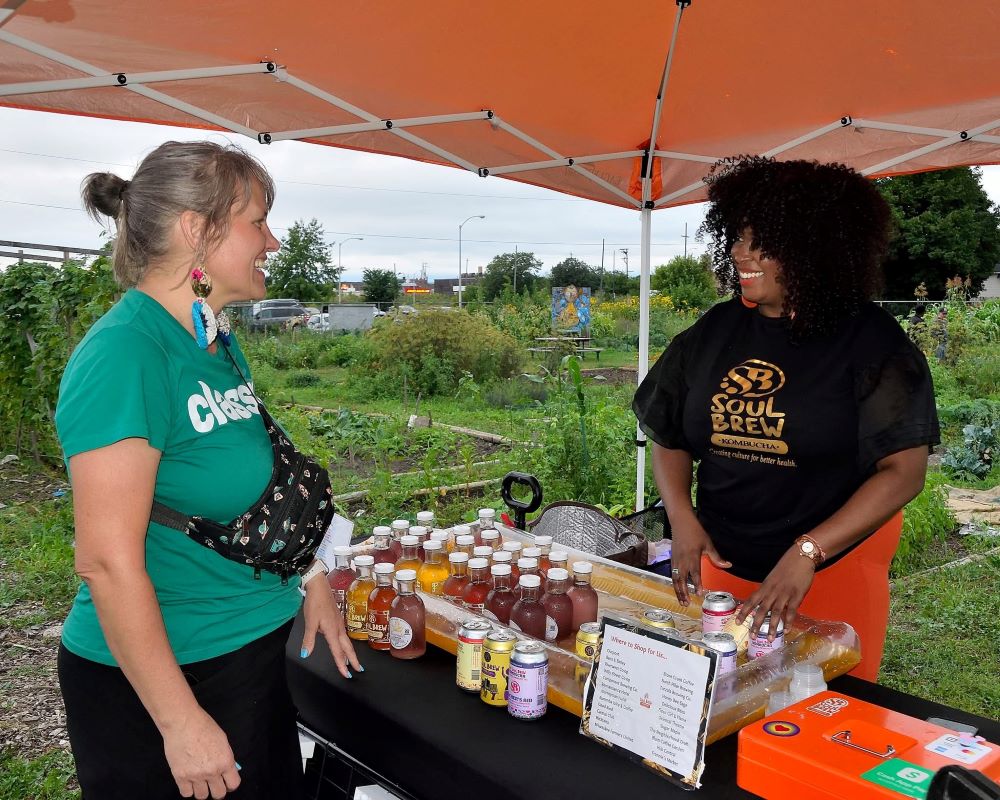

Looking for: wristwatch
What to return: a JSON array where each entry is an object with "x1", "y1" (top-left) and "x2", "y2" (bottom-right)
[
  {"x1": 298, "y1": 558, "x2": 330, "y2": 596},
  {"x1": 793, "y1": 535, "x2": 825, "y2": 566}
]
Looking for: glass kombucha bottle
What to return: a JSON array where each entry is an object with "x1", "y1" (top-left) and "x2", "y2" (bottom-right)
[
  {"x1": 389, "y1": 569, "x2": 426, "y2": 659},
  {"x1": 534, "y1": 536, "x2": 553, "y2": 575},
  {"x1": 522, "y1": 546, "x2": 542, "y2": 568},
  {"x1": 346, "y1": 555, "x2": 375, "y2": 641},
  {"x1": 491, "y1": 550, "x2": 518, "y2": 585},
  {"x1": 416, "y1": 510, "x2": 435, "y2": 529},
  {"x1": 473, "y1": 545, "x2": 494, "y2": 561},
  {"x1": 516, "y1": 557, "x2": 539, "y2": 598},
  {"x1": 390, "y1": 519, "x2": 409, "y2": 562},
  {"x1": 455, "y1": 534, "x2": 476, "y2": 557},
  {"x1": 395, "y1": 535, "x2": 422, "y2": 574},
  {"x1": 430, "y1": 529, "x2": 451, "y2": 553},
  {"x1": 477, "y1": 507, "x2": 497, "y2": 546},
  {"x1": 509, "y1": 574, "x2": 547, "y2": 639},
  {"x1": 541, "y1": 567, "x2": 573, "y2": 642},
  {"x1": 367, "y1": 563, "x2": 396, "y2": 651},
  {"x1": 484, "y1": 564, "x2": 517, "y2": 625},
  {"x1": 546, "y1": 550, "x2": 569, "y2": 579},
  {"x1": 417, "y1": 540, "x2": 449, "y2": 595},
  {"x1": 409, "y1": 525, "x2": 429, "y2": 561},
  {"x1": 501, "y1": 541, "x2": 523, "y2": 562},
  {"x1": 372, "y1": 526, "x2": 396, "y2": 567},
  {"x1": 481, "y1": 529, "x2": 501, "y2": 552},
  {"x1": 443, "y1": 552, "x2": 470, "y2": 602},
  {"x1": 449, "y1": 524, "x2": 471, "y2": 552},
  {"x1": 326, "y1": 546, "x2": 357, "y2": 619},
  {"x1": 567, "y1": 560, "x2": 599, "y2": 632},
  {"x1": 461, "y1": 557, "x2": 492, "y2": 615}
]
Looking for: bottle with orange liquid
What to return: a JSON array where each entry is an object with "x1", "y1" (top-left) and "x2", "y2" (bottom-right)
[
  {"x1": 390, "y1": 519, "x2": 409, "y2": 561},
  {"x1": 417, "y1": 540, "x2": 449, "y2": 595},
  {"x1": 501, "y1": 541, "x2": 523, "y2": 562},
  {"x1": 454, "y1": 534, "x2": 476, "y2": 557},
  {"x1": 480, "y1": 529, "x2": 501, "y2": 552},
  {"x1": 443, "y1": 552, "x2": 470, "y2": 602},
  {"x1": 450, "y1": 524, "x2": 473, "y2": 553},
  {"x1": 533, "y1": 536, "x2": 553, "y2": 575},
  {"x1": 395, "y1": 535, "x2": 422, "y2": 575},
  {"x1": 346, "y1": 555, "x2": 375, "y2": 641},
  {"x1": 367, "y1": 563, "x2": 396, "y2": 651},
  {"x1": 546, "y1": 549, "x2": 569, "y2": 579},
  {"x1": 409, "y1": 525, "x2": 429, "y2": 561}
]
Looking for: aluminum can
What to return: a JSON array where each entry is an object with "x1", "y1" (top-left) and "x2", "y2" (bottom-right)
[
  {"x1": 480, "y1": 629, "x2": 517, "y2": 706},
  {"x1": 456, "y1": 619, "x2": 492, "y2": 693},
  {"x1": 507, "y1": 641, "x2": 549, "y2": 721},
  {"x1": 575, "y1": 621, "x2": 602, "y2": 660},
  {"x1": 641, "y1": 609, "x2": 676, "y2": 629},
  {"x1": 702, "y1": 591, "x2": 737, "y2": 633},
  {"x1": 700, "y1": 631, "x2": 738, "y2": 676},
  {"x1": 747, "y1": 615, "x2": 785, "y2": 660}
]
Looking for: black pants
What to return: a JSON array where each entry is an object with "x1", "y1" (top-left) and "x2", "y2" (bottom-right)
[{"x1": 58, "y1": 620, "x2": 304, "y2": 800}]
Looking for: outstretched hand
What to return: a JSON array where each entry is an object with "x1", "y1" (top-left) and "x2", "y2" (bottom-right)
[
  {"x1": 670, "y1": 518, "x2": 732, "y2": 606},
  {"x1": 300, "y1": 578, "x2": 363, "y2": 679},
  {"x1": 736, "y1": 548, "x2": 815, "y2": 638}
]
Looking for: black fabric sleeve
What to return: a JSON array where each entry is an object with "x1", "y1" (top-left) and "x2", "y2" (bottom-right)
[
  {"x1": 854, "y1": 341, "x2": 940, "y2": 473},
  {"x1": 632, "y1": 328, "x2": 693, "y2": 451}
]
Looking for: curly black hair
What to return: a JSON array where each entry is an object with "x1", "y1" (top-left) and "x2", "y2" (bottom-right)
[{"x1": 699, "y1": 156, "x2": 892, "y2": 340}]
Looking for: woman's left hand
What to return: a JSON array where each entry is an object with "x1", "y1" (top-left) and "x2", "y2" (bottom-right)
[
  {"x1": 300, "y1": 579, "x2": 362, "y2": 679},
  {"x1": 736, "y1": 549, "x2": 816, "y2": 639}
]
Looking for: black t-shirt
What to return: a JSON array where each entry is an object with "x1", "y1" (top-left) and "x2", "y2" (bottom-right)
[{"x1": 633, "y1": 299, "x2": 940, "y2": 582}]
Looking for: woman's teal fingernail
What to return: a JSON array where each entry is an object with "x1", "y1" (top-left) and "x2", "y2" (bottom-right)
[
  {"x1": 346, "y1": 669, "x2": 353, "y2": 679},
  {"x1": 299, "y1": 648, "x2": 308, "y2": 659},
  {"x1": 358, "y1": 665, "x2": 365, "y2": 672},
  {"x1": 235, "y1": 762, "x2": 242, "y2": 771}
]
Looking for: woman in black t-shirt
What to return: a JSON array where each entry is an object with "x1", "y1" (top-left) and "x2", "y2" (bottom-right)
[{"x1": 634, "y1": 157, "x2": 939, "y2": 680}]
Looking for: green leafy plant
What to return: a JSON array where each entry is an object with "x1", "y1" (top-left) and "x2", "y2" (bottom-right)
[
  {"x1": 942, "y1": 424, "x2": 996, "y2": 481},
  {"x1": 892, "y1": 471, "x2": 957, "y2": 577}
]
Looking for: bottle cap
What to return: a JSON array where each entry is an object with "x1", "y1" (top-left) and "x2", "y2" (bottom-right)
[
  {"x1": 416, "y1": 511, "x2": 435, "y2": 524},
  {"x1": 481, "y1": 529, "x2": 500, "y2": 540},
  {"x1": 478, "y1": 508, "x2": 496, "y2": 519},
  {"x1": 518, "y1": 557, "x2": 539, "y2": 570},
  {"x1": 469, "y1": 558, "x2": 490, "y2": 570},
  {"x1": 547, "y1": 567, "x2": 569, "y2": 581},
  {"x1": 372, "y1": 526, "x2": 392, "y2": 537},
  {"x1": 422, "y1": 540, "x2": 443, "y2": 551},
  {"x1": 491, "y1": 551, "x2": 512, "y2": 562},
  {"x1": 395, "y1": 569, "x2": 417, "y2": 581},
  {"x1": 354, "y1": 555, "x2": 375, "y2": 566},
  {"x1": 456, "y1": 535, "x2": 476, "y2": 546},
  {"x1": 519, "y1": 574, "x2": 541, "y2": 588},
  {"x1": 501, "y1": 541, "x2": 522, "y2": 553},
  {"x1": 373, "y1": 562, "x2": 395, "y2": 574},
  {"x1": 490, "y1": 564, "x2": 512, "y2": 576},
  {"x1": 533, "y1": 535, "x2": 553, "y2": 546},
  {"x1": 549, "y1": 550, "x2": 569, "y2": 563},
  {"x1": 430, "y1": 530, "x2": 450, "y2": 542},
  {"x1": 522, "y1": 547, "x2": 542, "y2": 558},
  {"x1": 391, "y1": 519, "x2": 410, "y2": 530},
  {"x1": 453, "y1": 524, "x2": 472, "y2": 536},
  {"x1": 333, "y1": 545, "x2": 353, "y2": 556},
  {"x1": 409, "y1": 525, "x2": 428, "y2": 537},
  {"x1": 572, "y1": 561, "x2": 593, "y2": 574},
  {"x1": 400, "y1": 535, "x2": 419, "y2": 546},
  {"x1": 473, "y1": 546, "x2": 494, "y2": 558},
  {"x1": 448, "y1": 552, "x2": 470, "y2": 563}
]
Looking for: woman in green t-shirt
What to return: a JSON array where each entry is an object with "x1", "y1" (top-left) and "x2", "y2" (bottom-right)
[{"x1": 56, "y1": 141, "x2": 360, "y2": 799}]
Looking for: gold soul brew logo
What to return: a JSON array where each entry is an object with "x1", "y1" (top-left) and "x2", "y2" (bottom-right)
[{"x1": 709, "y1": 359, "x2": 795, "y2": 467}]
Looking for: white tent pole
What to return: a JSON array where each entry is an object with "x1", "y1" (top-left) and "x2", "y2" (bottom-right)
[
  {"x1": 483, "y1": 150, "x2": 643, "y2": 177},
  {"x1": 263, "y1": 111, "x2": 492, "y2": 143},
  {"x1": 634, "y1": 0, "x2": 688, "y2": 511},
  {"x1": 862, "y1": 115, "x2": 1000, "y2": 175}
]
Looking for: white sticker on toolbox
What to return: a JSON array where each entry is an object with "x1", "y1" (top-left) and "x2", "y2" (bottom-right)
[
  {"x1": 806, "y1": 697, "x2": 849, "y2": 717},
  {"x1": 924, "y1": 733, "x2": 994, "y2": 765}
]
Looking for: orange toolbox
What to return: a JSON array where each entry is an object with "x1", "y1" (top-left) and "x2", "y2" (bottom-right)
[{"x1": 738, "y1": 691, "x2": 1000, "y2": 799}]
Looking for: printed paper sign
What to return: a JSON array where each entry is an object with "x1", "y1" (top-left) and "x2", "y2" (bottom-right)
[{"x1": 314, "y1": 513, "x2": 354, "y2": 569}]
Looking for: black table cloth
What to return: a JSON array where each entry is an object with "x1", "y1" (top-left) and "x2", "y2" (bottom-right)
[{"x1": 286, "y1": 614, "x2": 999, "y2": 800}]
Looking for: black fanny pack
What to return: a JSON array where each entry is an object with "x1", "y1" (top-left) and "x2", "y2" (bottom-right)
[{"x1": 150, "y1": 346, "x2": 334, "y2": 584}]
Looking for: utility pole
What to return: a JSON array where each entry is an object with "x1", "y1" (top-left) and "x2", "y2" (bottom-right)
[
  {"x1": 620, "y1": 248, "x2": 629, "y2": 280},
  {"x1": 682, "y1": 223, "x2": 689, "y2": 258},
  {"x1": 513, "y1": 244, "x2": 518, "y2": 294}
]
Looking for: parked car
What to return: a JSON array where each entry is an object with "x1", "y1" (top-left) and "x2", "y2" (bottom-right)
[
  {"x1": 307, "y1": 312, "x2": 331, "y2": 331},
  {"x1": 247, "y1": 299, "x2": 309, "y2": 332}
]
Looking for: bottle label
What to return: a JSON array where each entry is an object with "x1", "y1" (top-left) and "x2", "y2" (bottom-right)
[
  {"x1": 367, "y1": 610, "x2": 390, "y2": 643},
  {"x1": 389, "y1": 616, "x2": 414, "y2": 649},
  {"x1": 333, "y1": 589, "x2": 347, "y2": 616},
  {"x1": 346, "y1": 603, "x2": 367, "y2": 633},
  {"x1": 507, "y1": 661, "x2": 549, "y2": 719},
  {"x1": 456, "y1": 638, "x2": 483, "y2": 691},
  {"x1": 482, "y1": 609, "x2": 499, "y2": 623},
  {"x1": 545, "y1": 616, "x2": 559, "y2": 641}
]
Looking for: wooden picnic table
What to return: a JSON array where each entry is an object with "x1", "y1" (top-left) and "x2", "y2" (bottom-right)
[{"x1": 529, "y1": 335, "x2": 604, "y2": 360}]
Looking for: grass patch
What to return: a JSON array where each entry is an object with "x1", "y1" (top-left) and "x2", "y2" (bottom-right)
[
  {"x1": 0, "y1": 748, "x2": 79, "y2": 800},
  {"x1": 882, "y1": 554, "x2": 1000, "y2": 719},
  {"x1": 0, "y1": 500, "x2": 78, "y2": 624}
]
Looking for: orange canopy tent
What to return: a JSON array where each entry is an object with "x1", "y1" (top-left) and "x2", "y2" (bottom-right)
[{"x1": 2, "y1": 0, "x2": 999, "y2": 505}]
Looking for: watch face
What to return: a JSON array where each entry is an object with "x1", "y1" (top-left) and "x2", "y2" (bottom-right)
[{"x1": 801, "y1": 541, "x2": 815, "y2": 554}]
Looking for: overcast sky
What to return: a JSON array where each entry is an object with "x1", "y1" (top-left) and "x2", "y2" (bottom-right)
[{"x1": 3, "y1": 106, "x2": 1000, "y2": 284}]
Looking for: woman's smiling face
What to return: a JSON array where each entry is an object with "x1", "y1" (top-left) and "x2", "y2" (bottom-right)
[{"x1": 731, "y1": 228, "x2": 787, "y2": 317}]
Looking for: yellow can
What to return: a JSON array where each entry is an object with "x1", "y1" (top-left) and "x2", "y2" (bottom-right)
[
  {"x1": 575, "y1": 622, "x2": 602, "y2": 660},
  {"x1": 456, "y1": 619, "x2": 491, "y2": 693},
  {"x1": 641, "y1": 609, "x2": 676, "y2": 629},
  {"x1": 480, "y1": 629, "x2": 517, "y2": 707}
]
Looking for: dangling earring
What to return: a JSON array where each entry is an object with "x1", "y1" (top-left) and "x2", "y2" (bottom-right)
[{"x1": 190, "y1": 266, "x2": 219, "y2": 349}]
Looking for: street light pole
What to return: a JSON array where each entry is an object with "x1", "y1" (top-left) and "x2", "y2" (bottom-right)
[
  {"x1": 458, "y1": 215, "x2": 485, "y2": 308},
  {"x1": 337, "y1": 237, "x2": 363, "y2": 304}
]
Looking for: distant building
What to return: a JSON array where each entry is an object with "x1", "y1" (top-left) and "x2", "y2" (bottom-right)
[
  {"x1": 337, "y1": 281, "x2": 365, "y2": 296},
  {"x1": 980, "y1": 265, "x2": 1000, "y2": 299},
  {"x1": 434, "y1": 272, "x2": 484, "y2": 295}
]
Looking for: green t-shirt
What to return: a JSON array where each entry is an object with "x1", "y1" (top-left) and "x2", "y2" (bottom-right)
[{"x1": 55, "y1": 289, "x2": 302, "y2": 666}]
